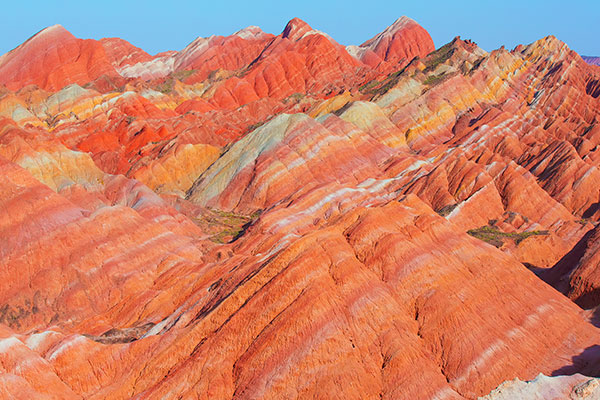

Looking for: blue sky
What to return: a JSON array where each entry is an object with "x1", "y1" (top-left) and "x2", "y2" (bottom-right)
[{"x1": 2, "y1": 1, "x2": 598, "y2": 56}]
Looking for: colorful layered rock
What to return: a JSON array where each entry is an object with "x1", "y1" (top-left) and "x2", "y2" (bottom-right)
[
  {"x1": 347, "y1": 16, "x2": 435, "y2": 74},
  {"x1": 0, "y1": 15, "x2": 600, "y2": 400},
  {"x1": 0, "y1": 25, "x2": 119, "y2": 91}
]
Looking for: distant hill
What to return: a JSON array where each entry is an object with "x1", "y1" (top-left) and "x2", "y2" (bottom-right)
[{"x1": 582, "y1": 55, "x2": 600, "y2": 65}]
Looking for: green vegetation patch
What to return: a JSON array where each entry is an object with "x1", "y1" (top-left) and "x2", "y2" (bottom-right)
[
  {"x1": 467, "y1": 225, "x2": 549, "y2": 248},
  {"x1": 423, "y1": 42, "x2": 454, "y2": 72},
  {"x1": 436, "y1": 203, "x2": 458, "y2": 217},
  {"x1": 209, "y1": 228, "x2": 244, "y2": 244},
  {"x1": 423, "y1": 73, "x2": 447, "y2": 86},
  {"x1": 192, "y1": 208, "x2": 260, "y2": 244},
  {"x1": 283, "y1": 92, "x2": 305, "y2": 104},
  {"x1": 173, "y1": 69, "x2": 197, "y2": 82},
  {"x1": 155, "y1": 69, "x2": 197, "y2": 94},
  {"x1": 359, "y1": 65, "x2": 409, "y2": 97},
  {"x1": 246, "y1": 121, "x2": 265, "y2": 132},
  {"x1": 358, "y1": 80, "x2": 381, "y2": 93},
  {"x1": 156, "y1": 79, "x2": 175, "y2": 94}
]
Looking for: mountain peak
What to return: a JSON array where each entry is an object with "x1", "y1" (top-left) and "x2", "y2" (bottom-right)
[
  {"x1": 30, "y1": 24, "x2": 76, "y2": 43},
  {"x1": 360, "y1": 16, "x2": 421, "y2": 50},
  {"x1": 520, "y1": 35, "x2": 570, "y2": 61},
  {"x1": 0, "y1": 23, "x2": 116, "y2": 91},
  {"x1": 234, "y1": 26, "x2": 267, "y2": 40},
  {"x1": 2, "y1": 15, "x2": 600, "y2": 400},
  {"x1": 387, "y1": 16, "x2": 417, "y2": 31},
  {"x1": 282, "y1": 17, "x2": 313, "y2": 41},
  {"x1": 356, "y1": 16, "x2": 434, "y2": 67},
  {"x1": 0, "y1": 24, "x2": 77, "y2": 67},
  {"x1": 40, "y1": 24, "x2": 68, "y2": 33}
]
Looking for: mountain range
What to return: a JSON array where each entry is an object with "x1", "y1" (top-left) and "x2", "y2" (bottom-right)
[{"x1": 1, "y1": 16, "x2": 600, "y2": 399}]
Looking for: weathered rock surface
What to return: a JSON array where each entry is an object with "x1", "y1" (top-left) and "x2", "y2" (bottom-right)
[
  {"x1": 542, "y1": 225, "x2": 600, "y2": 309},
  {"x1": 0, "y1": 25, "x2": 119, "y2": 91},
  {"x1": 0, "y1": 16, "x2": 599, "y2": 400},
  {"x1": 348, "y1": 16, "x2": 435, "y2": 74},
  {"x1": 480, "y1": 374, "x2": 600, "y2": 400}
]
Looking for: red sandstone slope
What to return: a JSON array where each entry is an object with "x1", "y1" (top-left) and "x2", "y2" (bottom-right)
[
  {"x1": 100, "y1": 37, "x2": 155, "y2": 68},
  {"x1": 348, "y1": 16, "x2": 435, "y2": 73},
  {"x1": 1, "y1": 17, "x2": 600, "y2": 399},
  {"x1": 542, "y1": 225, "x2": 600, "y2": 309},
  {"x1": 361, "y1": 16, "x2": 434, "y2": 61},
  {"x1": 201, "y1": 18, "x2": 377, "y2": 108},
  {"x1": 19, "y1": 17, "x2": 433, "y2": 185},
  {"x1": 172, "y1": 26, "x2": 275, "y2": 81},
  {"x1": 0, "y1": 25, "x2": 120, "y2": 91}
]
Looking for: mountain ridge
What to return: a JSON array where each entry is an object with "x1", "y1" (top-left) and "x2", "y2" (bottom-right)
[{"x1": 0, "y1": 16, "x2": 599, "y2": 399}]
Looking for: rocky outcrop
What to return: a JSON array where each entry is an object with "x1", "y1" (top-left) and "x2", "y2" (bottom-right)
[
  {"x1": 480, "y1": 374, "x2": 600, "y2": 400},
  {"x1": 0, "y1": 16, "x2": 600, "y2": 400}
]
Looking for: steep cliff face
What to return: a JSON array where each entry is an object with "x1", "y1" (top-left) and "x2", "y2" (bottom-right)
[
  {"x1": 541, "y1": 225, "x2": 600, "y2": 309},
  {"x1": 1, "y1": 16, "x2": 600, "y2": 399}
]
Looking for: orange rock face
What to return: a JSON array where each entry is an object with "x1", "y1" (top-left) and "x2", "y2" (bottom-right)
[
  {"x1": 1, "y1": 16, "x2": 600, "y2": 400},
  {"x1": 0, "y1": 25, "x2": 119, "y2": 91},
  {"x1": 100, "y1": 37, "x2": 155, "y2": 68},
  {"x1": 351, "y1": 16, "x2": 435, "y2": 74}
]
